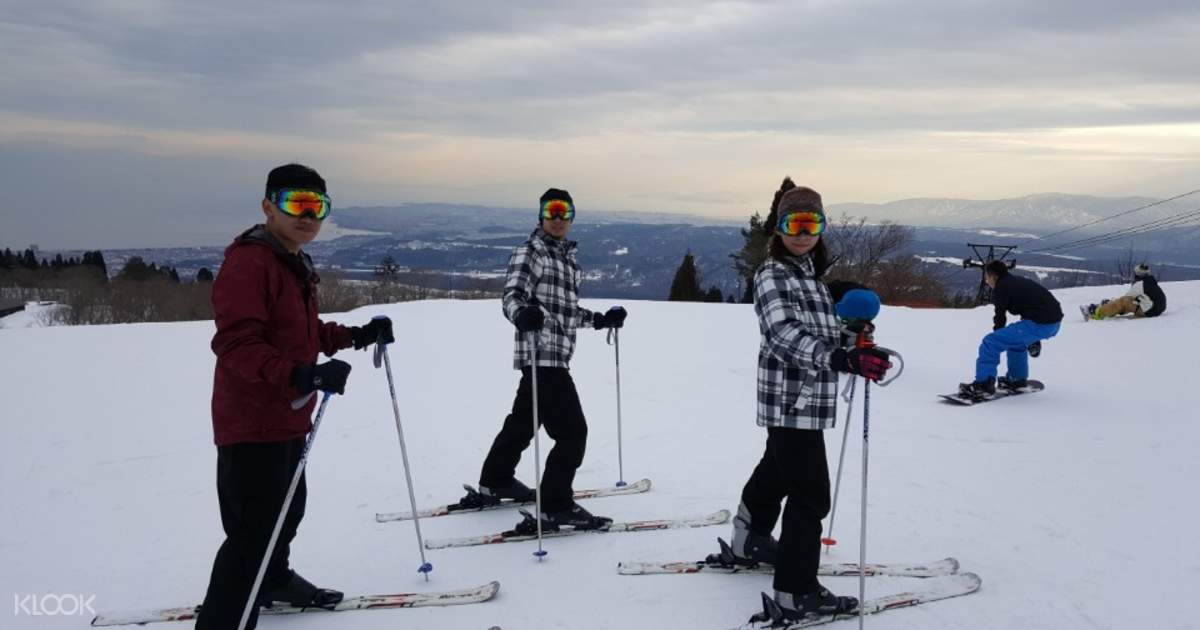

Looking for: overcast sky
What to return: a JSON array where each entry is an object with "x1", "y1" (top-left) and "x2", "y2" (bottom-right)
[{"x1": 2, "y1": 0, "x2": 1199, "y2": 249}]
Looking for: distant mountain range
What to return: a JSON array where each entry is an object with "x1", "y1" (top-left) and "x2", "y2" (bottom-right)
[
  {"x1": 828, "y1": 192, "x2": 1198, "y2": 231},
  {"x1": 33, "y1": 192, "x2": 1200, "y2": 301}
]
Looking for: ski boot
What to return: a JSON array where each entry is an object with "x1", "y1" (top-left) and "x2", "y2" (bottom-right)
[
  {"x1": 749, "y1": 587, "x2": 859, "y2": 624},
  {"x1": 957, "y1": 377, "x2": 996, "y2": 401},
  {"x1": 708, "y1": 505, "x2": 778, "y2": 567},
  {"x1": 456, "y1": 478, "x2": 536, "y2": 509},
  {"x1": 997, "y1": 375, "x2": 1029, "y2": 392},
  {"x1": 507, "y1": 502, "x2": 612, "y2": 535},
  {"x1": 541, "y1": 502, "x2": 612, "y2": 531},
  {"x1": 259, "y1": 570, "x2": 343, "y2": 610}
]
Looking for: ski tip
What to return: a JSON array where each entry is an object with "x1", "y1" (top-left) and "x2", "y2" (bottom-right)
[
  {"x1": 946, "y1": 557, "x2": 960, "y2": 573},
  {"x1": 960, "y1": 571, "x2": 983, "y2": 590},
  {"x1": 714, "y1": 509, "x2": 732, "y2": 522}
]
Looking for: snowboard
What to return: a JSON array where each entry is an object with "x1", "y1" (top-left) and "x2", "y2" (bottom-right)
[{"x1": 940, "y1": 380, "x2": 1044, "y2": 405}]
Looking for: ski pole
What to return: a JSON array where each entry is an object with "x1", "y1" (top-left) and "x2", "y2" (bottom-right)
[
  {"x1": 822, "y1": 375, "x2": 857, "y2": 553},
  {"x1": 373, "y1": 324, "x2": 433, "y2": 581},
  {"x1": 239, "y1": 391, "x2": 334, "y2": 630},
  {"x1": 529, "y1": 332, "x2": 548, "y2": 561},
  {"x1": 607, "y1": 327, "x2": 626, "y2": 487},
  {"x1": 858, "y1": 379, "x2": 871, "y2": 630}
]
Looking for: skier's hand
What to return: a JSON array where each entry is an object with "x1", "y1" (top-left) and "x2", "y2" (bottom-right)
[
  {"x1": 594, "y1": 306, "x2": 627, "y2": 330},
  {"x1": 291, "y1": 359, "x2": 353, "y2": 395},
  {"x1": 829, "y1": 347, "x2": 891, "y2": 381},
  {"x1": 514, "y1": 306, "x2": 544, "y2": 332},
  {"x1": 351, "y1": 316, "x2": 394, "y2": 350}
]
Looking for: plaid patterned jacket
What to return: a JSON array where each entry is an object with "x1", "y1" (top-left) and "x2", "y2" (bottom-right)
[
  {"x1": 503, "y1": 228, "x2": 598, "y2": 369},
  {"x1": 754, "y1": 254, "x2": 843, "y2": 430}
]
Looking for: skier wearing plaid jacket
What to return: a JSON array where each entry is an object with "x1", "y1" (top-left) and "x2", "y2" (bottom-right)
[
  {"x1": 728, "y1": 180, "x2": 893, "y2": 624},
  {"x1": 467, "y1": 188, "x2": 627, "y2": 531}
]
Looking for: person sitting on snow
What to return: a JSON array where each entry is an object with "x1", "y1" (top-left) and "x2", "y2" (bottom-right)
[
  {"x1": 959, "y1": 260, "x2": 1063, "y2": 399},
  {"x1": 1081, "y1": 264, "x2": 1166, "y2": 321}
]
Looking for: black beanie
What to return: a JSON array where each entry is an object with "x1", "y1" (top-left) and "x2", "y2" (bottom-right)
[
  {"x1": 266, "y1": 163, "x2": 326, "y2": 197},
  {"x1": 985, "y1": 260, "x2": 1010, "y2": 277},
  {"x1": 540, "y1": 188, "x2": 572, "y2": 205}
]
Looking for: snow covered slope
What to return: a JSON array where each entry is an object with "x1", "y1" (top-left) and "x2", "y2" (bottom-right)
[{"x1": 2, "y1": 282, "x2": 1198, "y2": 629}]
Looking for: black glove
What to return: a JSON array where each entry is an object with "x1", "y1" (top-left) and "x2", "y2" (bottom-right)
[
  {"x1": 829, "y1": 347, "x2": 892, "y2": 381},
  {"x1": 1027, "y1": 341, "x2": 1041, "y2": 358},
  {"x1": 594, "y1": 306, "x2": 628, "y2": 330},
  {"x1": 352, "y1": 316, "x2": 394, "y2": 350},
  {"x1": 514, "y1": 306, "x2": 544, "y2": 332},
  {"x1": 291, "y1": 359, "x2": 352, "y2": 395}
]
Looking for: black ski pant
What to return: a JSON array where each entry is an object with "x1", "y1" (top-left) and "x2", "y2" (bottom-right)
[
  {"x1": 740, "y1": 427, "x2": 831, "y2": 595},
  {"x1": 196, "y1": 437, "x2": 306, "y2": 630},
  {"x1": 479, "y1": 366, "x2": 587, "y2": 513}
]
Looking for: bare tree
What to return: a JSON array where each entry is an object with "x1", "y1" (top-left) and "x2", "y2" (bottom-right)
[{"x1": 1112, "y1": 246, "x2": 1142, "y2": 282}]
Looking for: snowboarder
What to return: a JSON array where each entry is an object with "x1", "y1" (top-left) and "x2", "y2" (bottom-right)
[
  {"x1": 958, "y1": 260, "x2": 1062, "y2": 399},
  {"x1": 730, "y1": 179, "x2": 893, "y2": 623},
  {"x1": 1081, "y1": 263, "x2": 1167, "y2": 321},
  {"x1": 466, "y1": 188, "x2": 627, "y2": 532},
  {"x1": 197, "y1": 163, "x2": 394, "y2": 630}
]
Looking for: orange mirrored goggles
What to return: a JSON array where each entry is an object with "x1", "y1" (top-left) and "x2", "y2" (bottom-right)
[
  {"x1": 270, "y1": 189, "x2": 331, "y2": 220},
  {"x1": 777, "y1": 211, "x2": 825, "y2": 236},
  {"x1": 540, "y1": 199, "x2": 575, "y2": 221}
]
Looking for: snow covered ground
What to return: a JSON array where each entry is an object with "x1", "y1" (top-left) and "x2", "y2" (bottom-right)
[{"x1": 2, "y1": 282, "x2": 1198, "y2": 629}]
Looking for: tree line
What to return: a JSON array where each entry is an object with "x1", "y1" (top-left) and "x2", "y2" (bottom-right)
[{"x1": 669, "y1": 177, "x2": 965, "y2": 306}]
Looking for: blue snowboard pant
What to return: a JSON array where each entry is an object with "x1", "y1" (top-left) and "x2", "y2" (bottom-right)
[{"x1": 975, "y1": 320, "x2": 1061, "y2": 382}]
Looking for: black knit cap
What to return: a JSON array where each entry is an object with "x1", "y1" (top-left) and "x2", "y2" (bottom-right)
[
  {"x1": 266, "y1": 163, "x2": 326, "y2": 197},
  {"x1": 985, "y1": 260, "x2": 1010, "y2": 277},
  {"x1": 540, "y1": 188, "x2": 573, "y2": 205}
]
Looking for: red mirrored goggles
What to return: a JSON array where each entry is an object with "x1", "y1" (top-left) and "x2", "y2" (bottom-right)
[
  {"x1": 270, "y1": 189, "x2": 331, "y2": 221},
  {"x1": 540, "y1": 199, "x2": 575, "y2": 222},
  {"x1": 777, "y1": 211, "x2": 825, "y2": 236}
]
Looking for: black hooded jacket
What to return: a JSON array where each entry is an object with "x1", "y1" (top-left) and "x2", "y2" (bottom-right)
[
  {"x1": 1138, "y1": 274, "x2": 1167, "y2": 317},
  {"x1": 991, "y1": 274, "x2": 1064, "y2": 330}
]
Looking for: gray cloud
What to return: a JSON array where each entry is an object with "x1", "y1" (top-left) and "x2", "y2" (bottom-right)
[{"x1": 3, "y1": 0, "x2": 1199, "y2": 248}]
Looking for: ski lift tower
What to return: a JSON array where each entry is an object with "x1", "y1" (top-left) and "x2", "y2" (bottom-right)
[{"x1": 962, "y1": 243, "x2": 1017, "y2": 305}]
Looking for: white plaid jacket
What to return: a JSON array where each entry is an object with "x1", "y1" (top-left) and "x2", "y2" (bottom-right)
[
  {"x1": 503, "y1": 228, "x2": 598, "y2": 369},
  {"x1": 754, "y1": 254, "x2": 843, "y2": 430}
]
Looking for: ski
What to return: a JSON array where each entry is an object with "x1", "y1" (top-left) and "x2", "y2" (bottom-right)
[
  {"x1": 425, "y1": 509, "x2": 731, "y2": 550},
  {"x1": 731, "y1": 572, "x2": 981, "y2": 629},
  {"x1": 376, "y1": 478, "x2": 652, "y2": 523},
  {"x1": 940, "y1": 379, "x2": 1044, "y2": 406},
  {"x1": 618, "y1": 556, "x2": 959, "y2": 578},
  {"x1": 90, "y1": 581, "x2": 500, "y2": 627}
]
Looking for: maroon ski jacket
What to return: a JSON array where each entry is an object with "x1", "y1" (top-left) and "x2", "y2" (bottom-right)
[{"x1": 209, "y1": 226, "x2": 353, "y2": 446}]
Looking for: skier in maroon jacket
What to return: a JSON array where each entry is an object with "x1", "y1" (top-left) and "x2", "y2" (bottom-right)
[{"x1": 196, "y1": 164, "x2": 393, "y2": 630}]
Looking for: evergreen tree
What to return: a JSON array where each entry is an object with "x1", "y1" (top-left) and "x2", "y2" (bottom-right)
[
  {"x1": 196, "y1": 267, "x2": 215, "y2": 282},
  {"x1": 90, "y1": 251, "x2": 109, "y2": 279},
  {"x1": 169, "y1": 267, "x2": 180, "y2": 283},
  {"x1": 704, "y1": 287, "x2": 724, "y2": 303},
  {"x1": 730, "y1": 176, "x2": 795, "y2": 303},
  {"x1": 119, "y1": 256, "x2": 151, "y2": 281},
  {"x1": 668, "y1": 252, "x2": 705, "y2": 301},
  {"x1": 375, "y1": 255, "x2": 401, "y2": 280},
  {"x1": 1, "y1": 248, "x2": 12, "y2": 269},
  {"x1": 22, "y1": 249, "x2": 39, "y2": 270}
]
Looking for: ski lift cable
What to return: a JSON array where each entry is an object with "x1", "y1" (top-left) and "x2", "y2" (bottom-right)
[
  {"x1": 1013, "y1": 188, "x2": 1200, "y2": 248},
  {"x1": 1022, "y1": 209, "x2": 1200, "y2": 255},
  {"x1": 1020, "y1": 206, "x2": 1200, "y2": 254}
]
